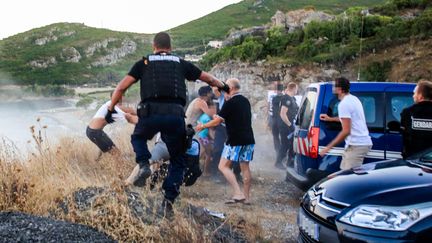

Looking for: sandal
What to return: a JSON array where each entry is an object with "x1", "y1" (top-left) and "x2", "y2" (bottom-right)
[{"x1": 225, "y1": 198, "x2": 246, "y2": 204}]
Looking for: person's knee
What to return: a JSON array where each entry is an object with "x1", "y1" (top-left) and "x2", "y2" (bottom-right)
[
  {"x1": 242, "y1": 175, "x2": 250, "y2": 184},
  {"x1": 218, "y1": 160, "x2": 228, "y2": 171},
  {"x1": 218, "y1": 163, "x2": 224, "y2": 172}
]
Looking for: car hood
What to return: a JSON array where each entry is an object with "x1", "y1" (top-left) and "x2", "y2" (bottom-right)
[{"x1": 315, "y1": 160, "x2": 432, "y2": 206}]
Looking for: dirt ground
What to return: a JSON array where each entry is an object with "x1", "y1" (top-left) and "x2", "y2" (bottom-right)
[{"x1": 181, "y1": 122, "x2": 304, "y2": 242}]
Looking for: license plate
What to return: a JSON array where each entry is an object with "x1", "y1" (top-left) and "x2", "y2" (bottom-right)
[{"x1": 298, "y1": 209, "x2": 320, "y2": 241}]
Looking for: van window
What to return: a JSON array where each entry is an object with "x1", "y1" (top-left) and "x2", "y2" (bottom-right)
[
  {"x1": 326, "y1": 92, "x2": 384, "y2": 132},
  {"x1": 386, "y1": 92, "x2": 414, "y2": 130},
  {"x1": 297, "y1": 88, "x2": 317, "y2": 129}
]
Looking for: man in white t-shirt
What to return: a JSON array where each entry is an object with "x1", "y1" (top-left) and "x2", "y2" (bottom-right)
[
  {"x1": 86, "y1": 93, "x2": 136, "y2": 158},
  {"x1": 319, "y1": 77, "x2": 373, "y2": 170}
]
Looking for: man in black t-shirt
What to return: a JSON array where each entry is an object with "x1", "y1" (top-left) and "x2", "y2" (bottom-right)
[
  {"x1": 400, "y1": 79, "x2": 432, "y2": 158},
  {"x1": 196, "y1": 78, "x2": 255, "y2": 205},
  {"x1": 106, "y1": 32, "x2": 229, "y2": 216}
]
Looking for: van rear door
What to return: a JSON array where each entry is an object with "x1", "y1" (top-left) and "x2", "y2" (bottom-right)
[
  {"x1": 293, "y1": 86, "x2": 319, "y2": 176},
  {"x1": 384, "y1": 86, "x2": 415, "y2": 159}
]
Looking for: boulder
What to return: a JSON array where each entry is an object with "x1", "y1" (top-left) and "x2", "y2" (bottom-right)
[
  {"x1": 61, "y1": 47, "x2": 82, "y2": 63},
  {"x1": 271, "y1": 9, "x2": 335, "y2": 32},
  {"x1": 223, "y1": 26, "x2": 268, "y2": 47}
]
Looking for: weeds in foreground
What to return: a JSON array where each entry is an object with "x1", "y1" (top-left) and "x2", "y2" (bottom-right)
[{"x1": 0, "y1": 119, "x2": 263, "y2": 242}]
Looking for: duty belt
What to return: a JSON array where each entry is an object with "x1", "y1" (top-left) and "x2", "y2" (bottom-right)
[{"x1": 138, "y1": 102, "x2": 185, "y2": 117}]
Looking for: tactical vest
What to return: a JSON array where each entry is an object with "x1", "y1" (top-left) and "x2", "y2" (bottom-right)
[
  {"x1": 140, "y1": 53, "x2": 187, "y2": 105},
  {"x1": 401, "y1": 101, "x2": 432, "y2": 157},
  {"x1": 287, "y1": 95, "x2": 299, "y2": 121},
  {"x1": 271, "y1": 94, "x2": 283, "y2": 118}
]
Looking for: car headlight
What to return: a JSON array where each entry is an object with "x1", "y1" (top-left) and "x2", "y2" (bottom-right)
[{"x1": 339, "y1": 202, "x2": 432, "y2": 231}]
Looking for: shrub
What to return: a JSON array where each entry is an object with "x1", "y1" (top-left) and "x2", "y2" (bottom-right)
[{"x1": 361, "y1": 60, "x2": 392, "y2": 81}]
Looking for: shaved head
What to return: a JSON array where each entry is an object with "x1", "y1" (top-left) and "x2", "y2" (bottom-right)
[{"x1": 226, "y1": 78, "x2": 241, "y2": 90}]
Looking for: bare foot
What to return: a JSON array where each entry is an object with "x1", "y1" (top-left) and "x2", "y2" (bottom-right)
[
  {"x1": 232, "y1": 194, "x2": 246, "y2": 201},
  {"x1": 243, "y1": 199, "x2": 252, "y2": 205}
]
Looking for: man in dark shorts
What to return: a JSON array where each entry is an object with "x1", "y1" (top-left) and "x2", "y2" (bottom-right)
[
  {"x1": 196, "y1": 78, "x2": 255, "y2": 205},
  {"x1": 86, "y1": 94, "x2": 135, "y2": 159}
]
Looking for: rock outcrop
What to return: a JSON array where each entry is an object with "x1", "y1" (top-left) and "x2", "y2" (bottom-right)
[
  {"x1": 223, "y1": 26, "x2": 268, "y2": 46},
  {"x1": 61, "y1": 47, "x2": 82, "y2": 63},
  {"x1": 34, "y1": 27, "x2": 60, "y2": 46},
  {"x1": 271, "y1": 9, "x2": 335, "y2": 32},
  {"x1": 28, "y1": 57, "x2": 57, "y2": 69},
  {"x1": 91, "y1": 39, "x2": 137, "y2": 67},
  {"x1": 85, "y1": 38, "x2": 117, "y2": 57}
]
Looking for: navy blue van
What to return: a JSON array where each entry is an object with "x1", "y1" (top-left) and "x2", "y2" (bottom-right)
[{"x1": 286, "y1": 82, "x2": 416, "y2": 190}]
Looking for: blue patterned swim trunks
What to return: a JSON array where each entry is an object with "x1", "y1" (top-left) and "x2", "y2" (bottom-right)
[{"x1": 221, "y1": 144, "x2": 255, "y2": 162}]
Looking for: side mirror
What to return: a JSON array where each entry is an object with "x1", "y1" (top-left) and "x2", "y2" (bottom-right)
[{"x1": 387, "y1": 121, "x2": 401, "y2": 132}]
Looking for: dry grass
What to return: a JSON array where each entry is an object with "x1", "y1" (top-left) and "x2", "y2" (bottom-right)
[{"x1": 0, "y1": 119, "x2": 267, "y2": 242}]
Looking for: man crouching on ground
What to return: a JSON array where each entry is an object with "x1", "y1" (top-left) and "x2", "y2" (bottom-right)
[{"x1": 196, "y1": 78, "x2": 255, "y2": 205}]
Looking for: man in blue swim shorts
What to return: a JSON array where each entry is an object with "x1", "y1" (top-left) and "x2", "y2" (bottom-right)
[{"x1": 196, "y1": 78, "x2": 255, "y2": 205}]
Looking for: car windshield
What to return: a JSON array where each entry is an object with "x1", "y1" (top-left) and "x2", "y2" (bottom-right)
[
  {"x1": 421, "y1": 151, "x2": 432, "y2": 163},
  {"x1": 407, "y1": 150, "x2": 432, "y2": 169}
]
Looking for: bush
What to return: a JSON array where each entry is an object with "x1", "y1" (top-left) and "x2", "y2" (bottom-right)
[
  {"x1": 412, "y1": 8, "x2": 432, "y2": 36},
  {"x1": 295, "y1": 40, "x2": 319, "y2": 59},
  {"x1": 361, "y1": 60, "x2": 392, "y2": 81}
]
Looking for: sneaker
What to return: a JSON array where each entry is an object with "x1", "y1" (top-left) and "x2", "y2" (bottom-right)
[{"x1": 131, "y1": 162, "x2": 152, "y2": 187}]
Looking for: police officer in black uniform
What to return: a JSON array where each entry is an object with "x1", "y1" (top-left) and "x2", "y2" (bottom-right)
[
  {"x1": 270, "y1": 83, "x2": 285, "y2": 168},
  {"x1": 278, "y1": 82, "x2": 299, "y2": 168},
  {"x1": 106, "y1": 32, "x2": 229, "y2": 215},
  {"x1": 400, "y1": 79, "x2": 432, "y2": 159}
]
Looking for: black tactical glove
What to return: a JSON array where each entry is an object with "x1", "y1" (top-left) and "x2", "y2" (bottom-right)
[
  {"x1": 105, "y1": 108, "x2": 117, "y2": 124},
  {"x1": 219, "y1": 82, "x2": 230, "y2": 93}
]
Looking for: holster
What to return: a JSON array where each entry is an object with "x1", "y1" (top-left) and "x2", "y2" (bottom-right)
[{"x1": 184, "y1": 124, "x2": 195, "y2": 151}]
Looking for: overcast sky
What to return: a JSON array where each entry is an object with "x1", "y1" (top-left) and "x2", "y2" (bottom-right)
[{"x1": 0, "y1": 0, "x2": 242, "y2": 40}]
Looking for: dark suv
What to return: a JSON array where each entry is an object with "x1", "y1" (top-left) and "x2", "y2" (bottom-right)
[{"x1": 298, "y1": 148, "x2": 432, "y2": 242}]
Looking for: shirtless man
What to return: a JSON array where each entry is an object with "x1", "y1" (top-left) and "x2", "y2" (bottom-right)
[{"x1": 185, "y1": 85, "x2": 215, "y2": 127}]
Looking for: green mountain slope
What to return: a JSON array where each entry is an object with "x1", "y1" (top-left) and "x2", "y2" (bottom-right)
[
  {"x1": 0, "y1": 23, "x2": 152, "y2": 85},
  {"x1": 169, "y1": 0, "x2": 386, "y2": 50},
  {"x1": 0, "y1": 0, "x2": 387, "y2": 85}
]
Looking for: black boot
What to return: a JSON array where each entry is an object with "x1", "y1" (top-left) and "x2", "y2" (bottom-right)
[
  {"x1": 158, "y1": 198, "x2": 174, "y2": 219},
  {"x1": 132, "y1": 161, "x2": 152, "y2": 187}
]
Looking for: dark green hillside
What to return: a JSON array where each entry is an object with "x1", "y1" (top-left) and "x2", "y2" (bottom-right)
[
  {"x1": 0, "y1": 0, "x2": 390, "y2": 85},
  {"x1": 169, "y1": 0, "x2": 386, "y2": 51},
  {"x1": 0, "y1": 23, "x2": 152, "y2": 85},
  {"x1": 199, "y1": 0, "x2": 432, "y2": 81}
]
